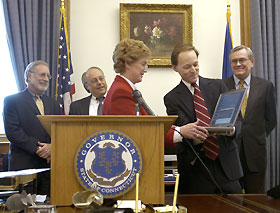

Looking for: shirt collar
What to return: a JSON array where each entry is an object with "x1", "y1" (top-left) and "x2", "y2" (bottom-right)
[
  {"x1": 27, "y1": 88, "x2": 43, "y2": 98},
  {"x1": 233, "y1": 74, "x2": 251, "y2": 87},
  {"x1": 181, "y1": 77, "x2": 200, "y2": 94},
  {"x1": 91, "y1": 94, "x2": 106, "y2": 101},
  {"x1": 119, "y1": 74, "x2": 137, "y2": 90}
]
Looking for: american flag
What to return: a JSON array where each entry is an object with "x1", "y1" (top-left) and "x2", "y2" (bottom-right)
[{"x1": 56, "y1": 8, "x2": 75, "y2": 115}]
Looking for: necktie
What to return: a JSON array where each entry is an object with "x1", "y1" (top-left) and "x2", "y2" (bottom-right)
[
  {"x1": 36, "y1": 95, "x2": 44, "y2": 115},
  {"x1": 97, "y1": 97, "x2": 105, "y2": 115},
  {"x1": 239, "y1": 80, "x2": 247, "y2": 118},
  {"x1": 192, "y1": 83, "x2": 219, "y2": 160}
]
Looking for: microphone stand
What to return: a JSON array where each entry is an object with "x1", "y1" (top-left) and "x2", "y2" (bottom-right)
[
  {"x1": 172, "y1": 128, "x2": 224, "y2": 195},
  {"x1": 135, "y1": 103, "x2": 140, "y2": 116}
]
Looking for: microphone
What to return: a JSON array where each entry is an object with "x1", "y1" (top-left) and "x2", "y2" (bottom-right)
[
  {"x1": 171, "y1": 127, "x2": 224, "y2": 195},
  {"x1": 132, "y1": 90, "x2": 155, "y2": 115}
]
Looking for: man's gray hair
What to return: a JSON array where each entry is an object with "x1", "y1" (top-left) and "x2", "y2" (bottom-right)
[{"x1": 229, "y1": 45, "x2": 255, "y2": 61}]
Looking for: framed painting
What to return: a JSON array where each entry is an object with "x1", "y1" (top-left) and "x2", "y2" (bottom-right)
[{"x1": 120, "y1": 3, "x2": 193, "y2": 67}]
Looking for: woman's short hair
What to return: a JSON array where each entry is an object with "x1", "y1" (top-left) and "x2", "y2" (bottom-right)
[{"x1": 112, "y1": 38, "x2": 151, "y2": 74}]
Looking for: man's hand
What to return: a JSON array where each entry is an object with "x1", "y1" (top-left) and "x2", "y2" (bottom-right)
[
  {"x1": 36, "y1": 142, "x2": 51, "y2": 161},
  {"x1": 180, "y1": 120, "x2": 208, "y2": 141}
]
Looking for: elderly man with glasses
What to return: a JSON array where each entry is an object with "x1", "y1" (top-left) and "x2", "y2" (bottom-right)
[
  {"x1": 69, "y1": 66, "x2": 108, "y2": 115},
  {"x1": 223, "y1": 45, "x2": 277, "y2": 193}
]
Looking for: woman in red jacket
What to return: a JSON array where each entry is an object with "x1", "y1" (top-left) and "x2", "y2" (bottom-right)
[{"x1": 103, "y1": 38, "x2": 207, "y2": 145}]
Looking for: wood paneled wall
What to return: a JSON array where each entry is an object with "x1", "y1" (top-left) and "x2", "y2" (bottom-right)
[{"x1": 240, "y1": 0, "x2": 252, "y2": 48}]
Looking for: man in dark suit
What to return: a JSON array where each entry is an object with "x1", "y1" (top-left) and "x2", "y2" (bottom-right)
[
  {"x1": 69, "y1": 67, "x2": 107, "y2": 115},
  {"x1": 3, "y1": 60, "x2": 61, "y2": 195},
  {"x1": 223, "y1": 45, "x2": 277, "y2": 193},
  {"x1": 164, "y1": 44, "x2": 243, "y2": 194}
]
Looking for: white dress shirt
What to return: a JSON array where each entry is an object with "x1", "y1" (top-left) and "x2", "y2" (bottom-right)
[{"x1": 89, "y1": 95, "x2": 105, "y2": 115}]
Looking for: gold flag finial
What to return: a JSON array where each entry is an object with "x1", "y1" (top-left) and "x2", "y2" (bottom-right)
[{"x1": 61, "y1": 0, "x2": 65, "y2": 9}]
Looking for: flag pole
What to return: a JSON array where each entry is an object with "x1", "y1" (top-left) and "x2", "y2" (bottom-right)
[
  {"x1": 56, "y1": 0, "x2": 65, "y2": 99},
  {"x1": 61, "y1": 0, "x2": 65, "y2": 9},
  {"x1": 222, "y1": 2, "x2": 233, "y2": 79},
  {"x1": 226, "y1": 4, "x2": 233, "y2": 47}
]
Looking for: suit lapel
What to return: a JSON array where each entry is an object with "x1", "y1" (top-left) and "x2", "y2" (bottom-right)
[
  {"x1": 84, "y1": 95, "x2": 91, "y2": 115},
  {"x1": 22, "y1": 89, "x2": 41, "y2": 115},
  {"x1": 245, "y1": 76, "x2": 259, "y2": 119},
  {"x1": 199, "y1": 77, "x2": 215, "y2": 117},
  {"x1": 176, "y1": 81, "x2": 196, "y2": 120},
  {"x1": 225, "y1": 76, "x2": 236, "y2": 90},
  {"x1": 41, "y1": 95, "x2": 49, "y2": 115}
]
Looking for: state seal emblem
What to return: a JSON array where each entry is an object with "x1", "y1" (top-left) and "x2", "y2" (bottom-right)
[{"x1": 74, "y1": 129, "x2": 143, "y2": 198}]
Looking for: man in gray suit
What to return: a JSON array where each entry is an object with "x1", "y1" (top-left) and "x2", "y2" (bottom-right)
[
  {"x1": 223, "y1": 45, "x2": 277, "y2": 193},
  {"x1": 69, "y1": 67, "x2": 107, "y2": 115}
]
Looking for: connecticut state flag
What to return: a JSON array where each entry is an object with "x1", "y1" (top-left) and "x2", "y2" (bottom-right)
[{"x1": 222, "y1": 5, "x2": 233, "y2": 79}]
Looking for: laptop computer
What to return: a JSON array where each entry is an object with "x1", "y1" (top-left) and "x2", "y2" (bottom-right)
[{"x1": 204, "y1": 88, "x2": 246, "y2": 133}]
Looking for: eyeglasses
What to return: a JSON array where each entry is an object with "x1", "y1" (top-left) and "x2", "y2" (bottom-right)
[
  {"x1": 30, "y1": 72, "x2": 52, "y2": 80},
  {"x1": 231, "y1": 58, "x2": 248, "y2": 64}
]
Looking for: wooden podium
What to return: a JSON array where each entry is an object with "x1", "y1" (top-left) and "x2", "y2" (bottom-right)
[{"x1": 38, "y1": 115, "x2": 177, "y2": 206}]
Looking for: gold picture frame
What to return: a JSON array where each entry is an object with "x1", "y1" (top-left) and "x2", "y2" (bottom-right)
[{"x1": 120, "y1": 3, "x2": 193, "y2": 67}]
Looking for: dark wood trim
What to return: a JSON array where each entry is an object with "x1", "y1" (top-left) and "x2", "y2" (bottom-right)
[{"x1": 240, "y1": 0, "x2": 252, "y2": 48}]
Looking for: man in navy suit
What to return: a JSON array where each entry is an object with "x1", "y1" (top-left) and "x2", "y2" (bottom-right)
[
  {"x1": 164, "y1": 44, "x2": 243, "y2": 194},
  {"x1": 69, "y1": 66, "x2": 107, "y2": 115},
  {"x1": 3, "y1": 60, "x2": 61, "y2": 195},
  {"x1": 224, "y1": 45, "x2": 277, "y2": 193}
]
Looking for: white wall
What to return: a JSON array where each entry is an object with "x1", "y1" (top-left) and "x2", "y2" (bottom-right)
[{"x1": 70, "y1": 0, "x2": 240, "y2": 115}]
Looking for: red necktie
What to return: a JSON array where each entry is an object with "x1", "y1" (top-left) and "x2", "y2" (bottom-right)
[{"x1": 192, "y1": 83, "x2": 219, "y2": 160}]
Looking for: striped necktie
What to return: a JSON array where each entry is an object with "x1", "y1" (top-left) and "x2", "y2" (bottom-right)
[
  {"x1": 238, "y1": 80, "x2": 247, "y2": 118},
  {"x1": 97, "y1": 97, "x2": 105, "y2": 115},
  {"x1": 36, "y1": 95, "x2": 45, "y2": 115},
  {"x1": 192, "y1": 83, "x2": 219, "y2": 160}
]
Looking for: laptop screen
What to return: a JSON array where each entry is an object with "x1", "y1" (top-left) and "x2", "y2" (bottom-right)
[{"x1": 210, "y1": 88, "x2": 246, "y2": 126}]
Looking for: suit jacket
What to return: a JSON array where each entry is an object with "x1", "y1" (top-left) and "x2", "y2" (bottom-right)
[
  {"x1": 69, "y1": 95, "x2": 91, "y2": 115},
  {"x1": 3, "y1": 88, "x2": 61, "y2": 170},
  {"x1": 164, "y1": 76, "x2": 243, "y2": 181},
  {"x1": 103, "y1": 75, "x2": 174, "y2": 143},
  {"x1": 223, "y1": 75, "x2": 277, "y2": 172}
]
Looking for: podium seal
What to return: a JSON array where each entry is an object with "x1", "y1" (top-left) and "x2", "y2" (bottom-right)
[{"x1": 74, "y1": 129, "x2": 143, "y2": 198}]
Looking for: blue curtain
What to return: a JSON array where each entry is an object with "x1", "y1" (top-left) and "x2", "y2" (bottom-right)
[
  {"x1": 250, "y1": 0, "x2": 280, "y2": 190},
  {"x1": 2, "y1": 0, "x2": 60, "y2": 97}
]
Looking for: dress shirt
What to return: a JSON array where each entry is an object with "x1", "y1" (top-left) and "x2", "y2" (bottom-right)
[
  {"x1": 233, "y1": 74, "x2": 251, "y2": 97},
  {"x1": 89, "y1": 95, "x2": 105, "y2": 115},
  {"x1": 27, "y1": 88, "x2": 43, "y2": 103}
]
